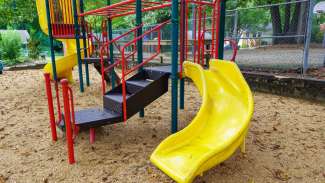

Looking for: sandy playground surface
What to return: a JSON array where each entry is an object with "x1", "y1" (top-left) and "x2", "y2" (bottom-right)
[{"x1": 0, "y1": 67, "x2": 324, "y2": 183}]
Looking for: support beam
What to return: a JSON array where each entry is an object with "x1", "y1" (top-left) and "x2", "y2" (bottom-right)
[
  {"x1": 218, "y1": 0, "x2": 226, "y2": 59},
  {"x1": 108, "y1": 0, "x2": 116, "y2": 89},
  {"x1": 303, "y1": 0, "x2": 315, "y2": 75},
  {"x1": 136, "y1": 0, "x2": 145, "y2": 117},
  {"x1": 72, "y1": 0, "x2": 84, "y2": 92},
  {"x1": 171, "y1": 0, "x2": 179, "y2": 133},
  {"x1": 80, "y1": 0, "x2": 90, "y2": 86},
  {"x1": 179, "y1": 0, "x2": 186, "y2": 110},
  {"x1": 45, "y1": 0, "x2": 57, "y2": 81}
]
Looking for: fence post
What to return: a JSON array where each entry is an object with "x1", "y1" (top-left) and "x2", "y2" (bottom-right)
[
  {"x1": 303, "y1": 0, "x2": 316, "y2": 75},
  {"x1": 233, "y1": 10, "x2": 238, "y2": 42}
]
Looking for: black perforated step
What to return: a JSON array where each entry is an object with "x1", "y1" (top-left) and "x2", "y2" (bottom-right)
[
  {"x1": 58, "y1": 108, "x2": 122, "y2": 129},
  {"x1": 103, "y1": 69, "x2": 169, "y2": 119},
  {"x1": 69, "y1": 67, "x2": 169, "y2": 128}
]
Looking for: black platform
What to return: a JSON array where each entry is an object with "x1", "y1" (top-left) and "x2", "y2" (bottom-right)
[
  {"x1": 74, "y1": 108, "x2": 122, "y2": 128},
  {"x1": 67, "y1": 68, "x2": 169, "y2": 128}
]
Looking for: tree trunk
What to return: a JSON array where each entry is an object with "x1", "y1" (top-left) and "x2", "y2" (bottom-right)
[
  {"x1": 270, "y1": 5, "x2": 282, "y2": 44},
  {"x1": 284, "y1": 0, "x2": 291, "y2": 34},
  {"x1": 289, "y1": 2, "x2": 300, "y2": 32},
  {"x1": 296, "y1": 1, "x2": 308, "y2": 44}
]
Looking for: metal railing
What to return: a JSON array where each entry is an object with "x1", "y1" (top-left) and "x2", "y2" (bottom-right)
[{"x1": 120, "y1": 20, "x2": 170, "y2": 121}]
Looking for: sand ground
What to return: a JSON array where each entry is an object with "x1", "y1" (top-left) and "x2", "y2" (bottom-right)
[{"x1": 0, "y1": 67, "x2": 324, "y2": 183}]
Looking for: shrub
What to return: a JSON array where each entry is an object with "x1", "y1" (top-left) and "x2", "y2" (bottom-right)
[
  {"x1": 0, "y1": 31, "x2": 22, "y2": 64},
  {"x1": 27, "y1": 37, "x2": 41, "y2": 60}
]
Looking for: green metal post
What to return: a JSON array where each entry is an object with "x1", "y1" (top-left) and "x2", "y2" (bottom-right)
[
  {"x1": 45, "y1": 0, "x2": 57, "y2": 81},
  {"x1": 136, "y1": 0, "x2": 144, "y2": 117},
  {"x1": 72, "y1": 0, "x2": 84, "y2": 92},
  {"x1": 171, "y1": 0, "x2": 179, "y2": 133},
  {"x1": 80, "y1": 0, "x2": 90, "y2": 86},
  {"x1": 179, "y1": 0, "x2": 185, "y2": 110},
  {"x1": 218, "y1": 0, "x2": 226, "y2": 59},
  {"x1": 107, "y1": 0, "x2": 115, "y2": 89}
]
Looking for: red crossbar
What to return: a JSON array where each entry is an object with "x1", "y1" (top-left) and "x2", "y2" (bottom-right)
[{"x1": 79, "y1": 0, "x2": 171, "y2": 19}]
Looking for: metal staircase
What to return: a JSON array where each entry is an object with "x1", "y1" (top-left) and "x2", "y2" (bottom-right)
[{"x1": 71, "y1": 69, "x2": 169, "y2": 128}]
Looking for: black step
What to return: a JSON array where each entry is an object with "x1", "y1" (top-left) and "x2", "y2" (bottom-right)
[
  {"x1": 74, "y1": 108, "x2": 122, "y2": 127},
  {"x1": 103, "y1": 70, "x2": 169, "y2": 119},
  {"x1": 58, "y1": 108, "x2": 122, "y2": 129}
]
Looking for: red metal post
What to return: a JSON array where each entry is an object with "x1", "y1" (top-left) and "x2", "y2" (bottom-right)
[
  {"x1": 100, "y1": 46, "x2": 107, "y2": 95},
  {"x1": 89, "y1": 128, "x2": 95, "y2": 144},
  {"x1": 193, "y1": 8, "x2": 197, "y2": 63},
  {"x1": 211, "y1": 2, "x2": 216, "y2": 56},
  {"x1": 61, "y1": 79, "x2": 75, "y2": 164},
  {"x1": 225, "y1": 39, "x2": 238, "y2": 61},
  {"x1": 202, "y1": 9, "x2": 206, "y2": 65},
  {"x1": 197, "y1": 5, "x2": 202, "y2": 64},
  {"x1": 180, "y1": 0, "x2": 185, "y2": 78},
  {"x1": 44, "y1": 73, "x2": 57, "y2": 142},
  {"x1": 54, "y1": 82, "x2": 62, "y2": 122},
  {"x1": 185, "y1": 1, "x2": 189, "y2": 60}
]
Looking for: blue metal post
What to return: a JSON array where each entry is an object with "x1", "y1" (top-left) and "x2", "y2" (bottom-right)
[
  {"x1": 80, "y1": 0, "x2": 90, "y2": 86},
  {"x1": 179, "y1": 0, "x2": 186, "y2": 110},
  {"x1": 136, "y1": 0, "x2": 145, "y2": 117},
  {"x1": 45, "y1": 0, "x2": 57, "y2": 81},
  {"x1": 218, "y1": 0, "x2": 226, "y2": 59},
  {"x1": 72, "y1": 0, "x2": 84, "y2": 92},
  {"x1": 171, "y1": 0, "x2": 179, "y2": 133},
  {"x1": 303, "y1": 0, "x2": 315, "y2": 75},
  {"x1": 108, "y1": 0, "x2": 115, "y2": 89}
]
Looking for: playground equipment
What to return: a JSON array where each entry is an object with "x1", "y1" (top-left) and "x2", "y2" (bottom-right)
[
  {"x1": 151, "y1": 60, "x2": 253, "y2": 183},
  {"x1": 40, "y1": 0, "x2": 252, "y2": 182},
  {"x1": 36, "y1": 0, "x2": 115, "y2": 84},
  {"x1": 0, "y1": 60, "x2": 3, "y2": 74},
  {"x1": 36, "y1": 0, "x2": 78, "y2": 82}
]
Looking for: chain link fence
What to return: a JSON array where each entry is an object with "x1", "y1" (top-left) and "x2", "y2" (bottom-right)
[
  {"x1": 225, "y1": 0, "x2": 325, "y2": 78},
  {"x1": 109, "y1": 0, "x2": 324, "y2": 78}
]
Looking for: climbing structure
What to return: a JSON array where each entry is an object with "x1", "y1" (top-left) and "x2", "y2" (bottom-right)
[{"x1": 41, "y1": 0, "x2": 237, "y2": 164}]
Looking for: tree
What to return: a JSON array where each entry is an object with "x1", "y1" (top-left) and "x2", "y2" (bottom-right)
[
  {"x1": 249, "y1": 0, "x2": 309, "y2": 44},
  {"x1": 0, "y1": 0, "x2": 37, "y2": 29}
]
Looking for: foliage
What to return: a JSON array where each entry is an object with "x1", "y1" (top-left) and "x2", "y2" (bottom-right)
[
  {"x1": 0, "y1": 31, "x2": 22, "y2": 64},
  {"x1": 27, "y1": 35, "x2": 41, "y2": 59},
  {"x1": 312, "y1": 14, "x2": 325, "y2": 43},
  {"x1": 0, "y1": 0, "x2": 37, "y2": 29}
]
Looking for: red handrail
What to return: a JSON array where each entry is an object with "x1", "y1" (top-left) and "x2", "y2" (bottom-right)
[
  {"x1": 120, "y1": 20, "x2": 170, "y2": 121},
  {"x1": 99, "y1": 24, "x2": 143, "y2": 95},
  {"x1": 198, "y1": 27, "x2": 238, "y2": 62},
  {"x1": 224, "y1": 39, "x2": 238, "y2": 62}
]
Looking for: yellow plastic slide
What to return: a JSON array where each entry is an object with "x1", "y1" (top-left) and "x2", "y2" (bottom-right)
[
  {"x1": 43, "y1": 40, "x2": 77, "y2": 82},
  {"x1": 150, "y1": 60, "x2": 254, "y2": 183},
  {"x1": 36, "y1": 0, "x2": 78, "y2": 82}
]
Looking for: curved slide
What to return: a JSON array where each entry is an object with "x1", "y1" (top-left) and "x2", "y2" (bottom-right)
[
  {"x1": 36, "y1": 0, "x2": 78, "y2": 82},
  {"x1": 151, "y1": 60, "x2": 254, "y2": 183}
]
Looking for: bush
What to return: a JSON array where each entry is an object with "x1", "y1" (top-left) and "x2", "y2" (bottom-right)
[
  {"x1": 0, "y1": 31, "x2": 22, "y2": 65},
  {"x1": 27, "y1": 37, "x2": 41, "y2": 59}
]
